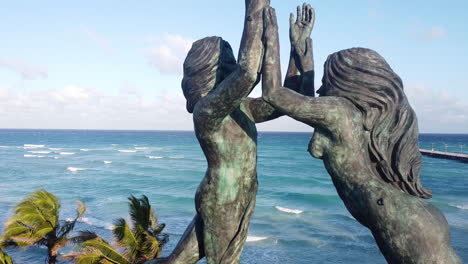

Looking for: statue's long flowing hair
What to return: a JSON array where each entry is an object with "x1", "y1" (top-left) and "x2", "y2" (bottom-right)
[
  {"x1": 181, "y1": 36, "x2": 236, "y2": 113},
  {"x1": 324, "y1": 48, "x2": 432, "y2": 198}
]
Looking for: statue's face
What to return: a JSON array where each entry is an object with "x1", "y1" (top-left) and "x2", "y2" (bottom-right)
[{"x1": 317, "y1": 75, "x2": 330, "y2": 97}]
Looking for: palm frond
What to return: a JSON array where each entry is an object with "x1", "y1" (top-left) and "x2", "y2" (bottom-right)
[
  {"x1": 156, "y1": 233, "x2": 169, "y2": 248},
  {"x1": 148, "y1": 207, "x2": 158, "y2": 231},
  {"x1": 58, "y1": 200, "x2": 86, "y2": 239},
  {"x1": 3, "y1": 190, "x2": 59, "y2": 246},
  {"x1": 1, "y1": 223, "x2": 31, "y2": 241},
  {"x1": 76, "y1": 200, "x2": 86, "y2": 219},
  {"x1": 112, "y1": 218, "x2": 138, "y2": 261},
  {"x1": 0, "y1": 248, "x2": 13, "y2": 264},
  {"x1": 128, "y1": 195, "x2": 152, "y2": 230},
  {"x1": 142, "y1": 232, "x2": 160, "y2": 259},
  {"x1": 151, "y1": 223, "x2": 166, "y2": 236},
  {"x1": 17, "y1": 189, "x2": 60, "y2": 228},
  {"x1": 80, "y1": 239, "x2": 130, "y2": 264}
]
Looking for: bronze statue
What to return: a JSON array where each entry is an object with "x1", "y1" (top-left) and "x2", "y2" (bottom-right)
[
  {"x1": 261, "y1": 5, "x2": 462, "y2": 264},
  {"x1": 147, "y1": 1, "x2": 312, "y2": 263}
]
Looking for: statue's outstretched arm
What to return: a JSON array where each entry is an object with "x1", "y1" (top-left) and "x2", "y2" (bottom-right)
[
  {"x1": 195, "y1": 1, "x2": 265, "y2": 130},
  {"x1": 262, "y1": 7, "x2": 348, "y2": 128},
  {"x1": 247, "y1": 3, "x2": 315, "y2": 123},
  {"x1": 286, "y1": 3, "x2": 315, "y2": 96}
]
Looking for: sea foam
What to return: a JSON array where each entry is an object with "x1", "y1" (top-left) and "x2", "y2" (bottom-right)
[
  {"x1": 147, "y1": 156, "x2": 163, "y2": 159},
  {"x1": 27, "y1": 151, "x2": 51, "y2": 154},
  {"x1": 246, "y1": 236, "x2": 268, "y2": 242},
  {"x1": 60, "y1": 152, "x2": 75, "y2": 155},
  {"x1": 24, "y1": 144, "x2": 45, "y2": 149},
  {"x1": 67, "y1": 167, "x2": 87, "y2": 172},
  {"x1": 275, "y1": 206, "x2": 303, "y2": 214},
  {"x1": 118, "y1": 150, "x2": 137, "y2": 153},
  {"x1": 24, "y1": 154, "x2": 44, "y2": 158},
  {"x1": 454, "y1": 204, "x2": 468, "y2": 210},
  {"x1": 103, "y1": 161, "x2": 113, "y2": 164},
  {"x1": 49, "y1": 148, "x2": 62, "y2": 151},
  {"x1": 79, "y1": 217, "x2": 113, "y2": 230}
]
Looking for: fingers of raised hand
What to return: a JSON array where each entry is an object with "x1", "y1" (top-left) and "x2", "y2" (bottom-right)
[
  {"x1": 303, "y1": 3, "x2": 309, "y2": 22},
  {"x1": 265, "y1": 7, "x2": 277, "y2": 28},
  {"x1": 290, "y1": 12, "x2": 295, "y2": 27},
  {"x1": 309, "y1": 6, "x2": 315, "y2": 25},
  {"x1": 298, "y1": 3, "x2": 314, "y2": 25},
  {"x1": 296, "y1": 5, "x2": 302, "y2": 24},
  {"x1": 270, "y1": 7, "x2": 278, "y2": 27},
  {"x1": 263, "y1": 7, "x2": 278, "y2": 36}
]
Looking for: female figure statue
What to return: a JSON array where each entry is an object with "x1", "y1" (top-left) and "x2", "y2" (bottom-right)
[
  {"x1": 148, "y1": 1, "x2": 313, "y2": 263},
  {"x1": 261, "y1": 6, "x2": 461, "y2": 264}
]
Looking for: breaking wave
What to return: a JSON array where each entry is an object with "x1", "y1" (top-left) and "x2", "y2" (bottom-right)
[
  {"x1": 24, "y1": 154, "x2": 44, "y2": 158},
  {"x1": 49, "y1": 148, "x2": 62, "y2": 151},
  {"x1": 24, "y1": 144, "x2": 45, "y2": 149},
  {"x1": 452, "y1": 204, "x2": 468, "y2": 210},
  {"x1": 147, "y1": 156, "x2": 163, "y2": 159},
  {"x1": 275, "y1": 206, "x2": 303, "y2": 214},
  {"x1": 67, "y1": 167, "x2": 87, "y2": 172},
  {"x1": 27, "y1": 151, "x2": 51, "y2": 154},
  {"x1": 78, "y1": 217, "x2": 114, "y2": 230},
  {"x1": 118, "y1": 150, "x2": 137, "y2": 153},
  {"x1": 246, "y1": 236, "x2": 268, "y2": 242}
]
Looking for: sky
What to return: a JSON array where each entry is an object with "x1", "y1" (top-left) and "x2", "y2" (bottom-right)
[{"x1": 0, "y1": 0, "x2": 467, "y2": 133}]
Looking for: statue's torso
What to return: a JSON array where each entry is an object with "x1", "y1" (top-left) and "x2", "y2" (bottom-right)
[
  {"x1": 194, "y1": 102, "x2": 258, "y2": 205},
  {"x1": 309, "y1": 111, "x2": 458, "y2": 263}
]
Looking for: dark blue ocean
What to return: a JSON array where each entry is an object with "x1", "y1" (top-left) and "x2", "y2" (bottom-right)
[{"x1": 0, "y1": 130, "x2": 467, "y2": 263}]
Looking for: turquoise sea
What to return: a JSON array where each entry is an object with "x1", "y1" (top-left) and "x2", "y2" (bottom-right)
[{"x1": 0, "y1": 129, "x2": 467, "y2": 263}]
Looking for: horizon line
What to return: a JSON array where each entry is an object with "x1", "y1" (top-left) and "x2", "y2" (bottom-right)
[{"x1": 0, "y1": 128, "x2": 467, "y2": 135}]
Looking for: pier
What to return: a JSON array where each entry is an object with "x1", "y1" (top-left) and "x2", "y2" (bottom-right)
[{"x1": 420, "y1": 149, "x2": 468, "y2": 163}]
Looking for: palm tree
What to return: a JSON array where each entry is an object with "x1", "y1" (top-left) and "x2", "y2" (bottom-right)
[
  {"x1": 64, "y1": 195, "x2": 168, "y2": 264},
  {"x1": 1, "y1": 189, "x2": 85, "y2": 264},
  {"x1": 0, "y1": 248, "x2": 13, "y2": 264}
]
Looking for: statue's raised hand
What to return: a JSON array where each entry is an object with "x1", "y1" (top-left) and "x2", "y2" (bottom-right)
[{"x1": 290, "y1": 3, "x2": 314, "y2": 56}]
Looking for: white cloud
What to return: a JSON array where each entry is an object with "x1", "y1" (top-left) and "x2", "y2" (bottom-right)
[
  {"x1": 406, "y1": 84, "x2": 468, "y2": 133},
  {"x1": 82, "y1": 27, "x2": 113, "y2": 55},
  {"x1": 0, "y1": 58, "x2": 48, "y2": 80},
  {"x1": 145, "y1": 34, "x2": 193, "y2": 75},
  {"x1": 0, "y1": 82, "x2": 315, "y2": 132},
  {"x1": 51, "y1": 85, "x2": 92, "y2": 103},
  {"x1": 0, "y1": 82, "x2": 465, "y2": 133},
  {"x1": 0, "y1": 84, "x2": 192, "y2": 130}
]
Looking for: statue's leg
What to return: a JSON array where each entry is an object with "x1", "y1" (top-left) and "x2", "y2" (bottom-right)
[
  {"x1": 218, "y1": 193, "x2": 257, "y2": 263},
  {"x1": 145, "y1": 215, "x2": 204, "y2": 264},
  {"x1": 199, "y1": 181, "x2": 258, "y2": 264}
]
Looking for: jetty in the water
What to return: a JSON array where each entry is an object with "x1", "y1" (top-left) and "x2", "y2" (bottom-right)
[{"x1": 420, "y1": 149, "x2": 468, "y2": 163}]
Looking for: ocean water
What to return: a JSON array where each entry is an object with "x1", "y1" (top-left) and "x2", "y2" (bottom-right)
[{"x1": 0, "y1": 129, "x2": 466, "y2": 263}]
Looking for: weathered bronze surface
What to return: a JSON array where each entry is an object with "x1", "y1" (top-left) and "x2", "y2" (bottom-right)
[
  {"x1": 147, "y1": 1, "x2": 311, "y2": 263},
  {"x1": 262, "y1": 5, "x2": 462, "y2": 264}
]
